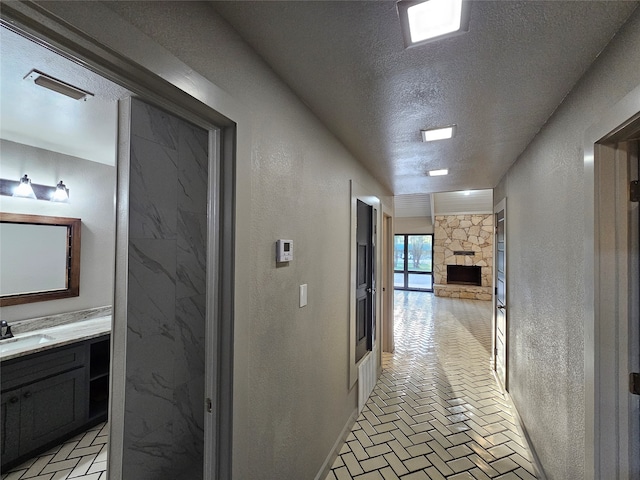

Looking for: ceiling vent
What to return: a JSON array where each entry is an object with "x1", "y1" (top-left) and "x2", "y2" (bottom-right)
[{"x1": 24, "y1": 69, "x2": 94, "y2": 101}]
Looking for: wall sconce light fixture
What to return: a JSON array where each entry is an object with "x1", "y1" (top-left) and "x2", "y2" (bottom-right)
[
  {"x1": 13, "y1": 174, "x2": 36, "y2": 199},
  {"x1": 0, "y1": 174, "x2": 70, "y2": 203}
]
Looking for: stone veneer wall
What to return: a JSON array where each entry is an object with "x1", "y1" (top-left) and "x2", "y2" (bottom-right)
[{"x1": 433, "y1": 214, "x2": 493, "y2": 301}]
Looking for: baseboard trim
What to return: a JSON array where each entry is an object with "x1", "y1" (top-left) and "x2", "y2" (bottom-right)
[{"x1": 314, "y1": 408, "x2": 358, "y2": 480}]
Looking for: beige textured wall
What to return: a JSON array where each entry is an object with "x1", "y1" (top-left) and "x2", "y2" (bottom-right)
[{"x1": 494, "y1": 9, "x2": 640, "y2": 480}]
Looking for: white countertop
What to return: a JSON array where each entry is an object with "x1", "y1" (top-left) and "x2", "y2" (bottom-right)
[{"x1": 0, "y1": 316, "x2": 111, "y2": 362}]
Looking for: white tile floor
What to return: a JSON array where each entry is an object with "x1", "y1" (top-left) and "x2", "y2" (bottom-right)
[
  {"x1": 3, "y1": 292, "x2": 539, "y2": 480},
  {"x1": 1, "y1": 422, "x2": 108, "y2": 480},
  {"x1": 325, "y1": 291, "x2": 539, "y2": 480}
]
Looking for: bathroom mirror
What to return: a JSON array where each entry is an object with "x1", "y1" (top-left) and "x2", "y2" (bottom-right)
[{"x1": 0, "y1": 213, "x2": 81, "y2": 306}]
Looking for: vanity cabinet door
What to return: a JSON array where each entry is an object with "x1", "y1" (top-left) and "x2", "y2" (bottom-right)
[
  {"x1": 19, "y1": 367, "x2": 87, "y2": 456},
  {"x1": 1, "y1": 388, "x2": 21, "y2": 463}
]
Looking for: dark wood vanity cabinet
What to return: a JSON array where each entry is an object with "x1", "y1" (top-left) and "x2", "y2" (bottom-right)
[{"x1": 1, "y1": 334, "x2": 110, "y2": 470}]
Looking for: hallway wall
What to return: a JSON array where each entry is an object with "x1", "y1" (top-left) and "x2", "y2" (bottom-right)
[
  {"x1": 493, "y1": 8, "x2": 640, "y2": 480},
  {"x1": 37, "y1": 2, "x2": 392, "y2": 479}
]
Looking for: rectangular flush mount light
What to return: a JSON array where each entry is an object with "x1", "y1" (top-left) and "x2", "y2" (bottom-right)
[
  {"x1": 428, "y1": 169, "x2": 449, "y2": 176},
  {"x1": 421, "y1": 125, "x2": 456, "y2": 142},
  {"x1": 397, "y1": 0, "x2": 469, "y2": 48},
  {"x1": 24, "y1": 70, "x2": 93, "y2": 101}
]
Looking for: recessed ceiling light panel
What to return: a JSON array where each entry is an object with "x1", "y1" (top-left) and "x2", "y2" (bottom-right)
[
  {"x1": 397, "y1": 0, "x2": 470, "y2": 48},
  {"x1": 421, "y1": 125, "x2": 456, "y2": 142},
  {"x1": 428, "y1": 169, "x2": 449, "y2": 176}
]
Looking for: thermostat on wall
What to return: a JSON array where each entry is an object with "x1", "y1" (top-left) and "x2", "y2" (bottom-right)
[{"x1": 276, "y1": 239, "x2": 293, "y2": 262}]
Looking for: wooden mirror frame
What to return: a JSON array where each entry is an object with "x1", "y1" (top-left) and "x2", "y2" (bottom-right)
[{"x1": 0, "y1": 213, "x2": 81, "y2": 306}]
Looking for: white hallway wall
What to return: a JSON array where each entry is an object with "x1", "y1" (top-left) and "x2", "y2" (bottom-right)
[{"x1": 493, "y1": 8, "x2": 640, "y2": 480}]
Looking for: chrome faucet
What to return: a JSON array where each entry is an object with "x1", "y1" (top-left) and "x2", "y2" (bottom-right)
[{"x1": 0, "y1": 320, "x2": 14, "y2": 340}]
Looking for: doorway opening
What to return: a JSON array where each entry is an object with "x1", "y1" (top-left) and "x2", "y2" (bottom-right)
[
  {"x1": 494, "y1": 199, "x2": 507, "y2": 391},
  {"x1": 0, "y1": 8, "x2": 236, "y2": 480},
  {"x1": 587, "y1": 103, "x2": 640, "y2": 479},
  {"x1": 0, "y1": 24, "x2": 124, "y2": 475},
  {"x1": 355, "y1": 199, "x2": 376, "y2": 364}
]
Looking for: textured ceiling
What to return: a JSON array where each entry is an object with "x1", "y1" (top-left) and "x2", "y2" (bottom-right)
[{"x1": 212, "y1": 1, "x2": 638, "y2": 195}]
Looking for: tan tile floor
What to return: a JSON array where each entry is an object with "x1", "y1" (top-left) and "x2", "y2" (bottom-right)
[
  {"x1": 325, "y1": 291, "x2": 539, "y2": 480},
  {"x1": 1, "y1": 422, "x2": 108, "y2": 480}
]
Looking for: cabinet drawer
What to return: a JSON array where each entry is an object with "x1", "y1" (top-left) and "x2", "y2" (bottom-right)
[{"x1": 1, "y1": 343, "x2": 86, "y2": 391}]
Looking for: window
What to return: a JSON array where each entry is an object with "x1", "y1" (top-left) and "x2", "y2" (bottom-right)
[{"x1": 394, "y1": 234, "x2": 433, "y2": 291}]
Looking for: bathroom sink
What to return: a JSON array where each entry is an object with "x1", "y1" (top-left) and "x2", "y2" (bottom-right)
[{"x1": 0, "y1": 334, "x2": 55, "y2": 354}]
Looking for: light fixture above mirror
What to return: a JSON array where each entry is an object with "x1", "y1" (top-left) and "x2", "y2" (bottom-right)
[{"x1": 0, "y1": 174, "x2": 70, "y2": 203}]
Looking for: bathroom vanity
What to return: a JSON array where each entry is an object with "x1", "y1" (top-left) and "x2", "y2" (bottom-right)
[{"x1": 0, "y1": 317, "x2": 110, "y2": 470}]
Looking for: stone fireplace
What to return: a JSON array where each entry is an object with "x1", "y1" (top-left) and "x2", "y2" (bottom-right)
[{"x1": 433, "y1": 214, "x2": 493, "y2": 301}]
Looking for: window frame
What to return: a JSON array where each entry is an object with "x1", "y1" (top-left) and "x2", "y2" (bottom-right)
[{"x1": 393, "y1": 233, "x2": 433, "y2": 292}]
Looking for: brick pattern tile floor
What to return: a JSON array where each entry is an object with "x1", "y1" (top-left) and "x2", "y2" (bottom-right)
[
  {"x1": 1, "y1": 423, "x2": 108, "y2": 480},
  {"x1": 3, "y1": 292, "x2": 539, "y2": 480},
  {"x1": 325, "y1": 291, "x2": 539, "y2": 480}
]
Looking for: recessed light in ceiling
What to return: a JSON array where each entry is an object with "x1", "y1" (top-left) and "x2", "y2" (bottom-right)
[
  {"x1": 24, "y1": 69, "x2": 94, "y2": 101},
  {"x1": 397, "y1": 0, "x2": 470, "y2": 48},
  {"x1": 421, "y1": 125, "x2": 456, "y2": 142},
  {"x1": 428, "y1": 169, "x2": 449, "y2": 176}
]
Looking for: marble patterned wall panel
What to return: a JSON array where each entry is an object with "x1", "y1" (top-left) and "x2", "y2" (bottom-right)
[
  {"x1": 176, "y1": 210, "x2": 207, "y2": 298},
  {"x1": 130, "y1": 99, "x2": 180, "y2": 150},
  {"x1": 174, "y1": 295, "x2": 206, "y2": 383},
  {"x1": 129, "y1": 137, "x2": 178, "y2": 239},
  {"x1": 172, "y1": 117, "x2": 207, "y2": 475},
  {"x1": 171, "y1": 375, "x2": 205, "y2": 473},
  {"x1": 124, "y1": 98, "x2": 207, "y2": 479},
  {"x1": 178, "y1": 121, "x2": 208, "y2": 215}
]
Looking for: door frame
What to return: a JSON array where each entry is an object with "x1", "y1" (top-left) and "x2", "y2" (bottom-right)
[
  {"x1": 493, "y1": 198, "x2": 507, "y2": 391},
  {"x1": 349, "y1": 180, "x2": 381, "y2": 387},
  {"x1": 382, "y1": 209, "x2": 394, "y2": 354},
  {"x1": 0, "y1": 4, "x2": 238, "y2": 479},
  {"x1": 584, "y1": 83, "x2": 640, "y2": 480},
  {"x1": 355, "y1": 199, "x2": 374, "y2": 364}
]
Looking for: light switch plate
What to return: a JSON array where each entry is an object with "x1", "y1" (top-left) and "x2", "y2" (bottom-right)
[{"x1": 299, "y1": 284, "x2": 307, "y2": 308}]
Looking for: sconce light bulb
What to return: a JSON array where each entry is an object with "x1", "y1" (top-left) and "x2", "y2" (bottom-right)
[
  {"x1": 13, "y1": 174, "x2": 36, "y2": 199},
  {"x1": 51, "y1": 180, "x2": 69, "y2": 202}
]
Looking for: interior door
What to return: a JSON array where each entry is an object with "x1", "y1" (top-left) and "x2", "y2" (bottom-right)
[
  {"x1": 495, "y1": 201, "x2": 508, "y2": 390},
  {"x1": 369, "y1": 208, "x2": 377, "y2": 351},
  {"x1": 356, "y1": 200, "x2": 373, "y2": 363},
  {"x1": 632, "y1": 139, "x2": 640, "y2": 475}
]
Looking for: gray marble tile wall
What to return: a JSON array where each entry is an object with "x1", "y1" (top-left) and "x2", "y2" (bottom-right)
[{"x1": 123, "y1": 98, "x2": 207, "y2": 479}]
